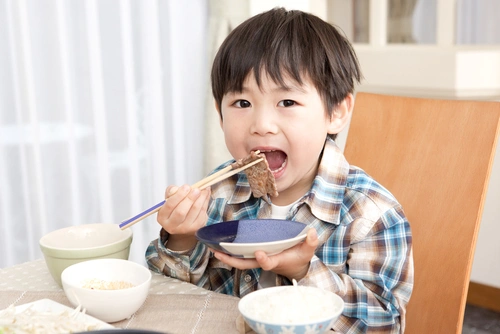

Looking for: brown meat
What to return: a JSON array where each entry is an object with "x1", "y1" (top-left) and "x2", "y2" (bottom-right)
[{"x1": 231, "y1": 151, "x2": 278, "y2": 198}]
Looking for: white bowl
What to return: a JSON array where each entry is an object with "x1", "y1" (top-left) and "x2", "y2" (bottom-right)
[
  {"x1": 39, "y1": 223, "x2": 133, "y2": 286},
  {"x1": 61, "y1": 258, "x2": 151, "y2": 323},
  {"x1": 238, "y1": 285, "x2": 344, "y2": 334}
]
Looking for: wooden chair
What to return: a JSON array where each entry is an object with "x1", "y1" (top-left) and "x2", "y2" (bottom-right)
[{"x1": 343, "y1": 92, "x2": 500, "y2": 333}]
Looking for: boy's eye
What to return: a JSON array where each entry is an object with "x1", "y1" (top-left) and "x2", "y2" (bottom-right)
[
  {"x1": 278, "y1": 100, "x2": 296, "y2": 107},
  {"x1": 234, "y1": 100, "x2": 251, "y2": 108}
]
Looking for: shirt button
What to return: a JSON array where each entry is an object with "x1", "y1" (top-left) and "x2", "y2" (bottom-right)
[
  {"x1": 175, "y1": 263, "x2": 183, "y2": 269},
  {"x1": 244, "y1": 274, "x2": 252, "y2": 283}
]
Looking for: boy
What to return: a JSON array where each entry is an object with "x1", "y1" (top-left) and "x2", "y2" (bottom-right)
[{"x1": 146, "y1": 7, "x2": 413, "y2": 333}]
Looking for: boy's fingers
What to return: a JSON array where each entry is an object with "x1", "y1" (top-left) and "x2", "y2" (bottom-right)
[
  {"x1": 187, "y1": 187, "x2": 201, "y2": 201},
  {"x1": 165, "y1": 186, "x2": 179, "y2": 198},
  {"x1": 296, "y1": 228, "x2": 318, "y2": 258},
  {"x1": 164, "y1": 185, "x2": 191, "y2": 210},
  {"x1": 306, "y1": 228, "x2": 318, "y2": 247},
  {"x1": 255, "y1": 251, "x2": 276, "y2": 271},
  {"x1": 214, "y1": 251, "x2": 260, "y2": 269}
]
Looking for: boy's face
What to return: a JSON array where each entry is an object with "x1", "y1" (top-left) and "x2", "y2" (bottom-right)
[{"x1": 218, "y1": 72, "x2": 352, "y2": 205}]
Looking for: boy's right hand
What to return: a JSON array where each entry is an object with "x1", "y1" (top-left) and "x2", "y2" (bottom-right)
[{"x1": 157, "y1": 184, "x2": 211, "y2": 251}]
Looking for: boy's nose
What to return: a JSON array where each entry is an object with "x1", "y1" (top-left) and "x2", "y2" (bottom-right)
[{"x1": 250, "y1": 109, "x2": 278, "y2": 136}]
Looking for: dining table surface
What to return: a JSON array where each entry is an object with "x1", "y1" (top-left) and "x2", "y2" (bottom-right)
[
  {"x1": 1, "y1": 258, "x2": 341, "y2": 334},
  {"x1": 0, "y1": 258, "x2": 252, "y2": 334}
]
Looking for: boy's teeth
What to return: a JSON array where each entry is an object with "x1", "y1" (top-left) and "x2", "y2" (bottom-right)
[
  {"x1": 261, "y1": 150, "x2": 287, "y2": 171},
  {"x1": 271, "y1": 160, "x2": 286, "y2": 173}
]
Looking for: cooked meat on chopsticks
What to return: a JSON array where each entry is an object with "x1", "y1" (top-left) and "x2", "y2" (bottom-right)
[{"x1": 231, "y1": 151, "x2": 278, "y2": 198}]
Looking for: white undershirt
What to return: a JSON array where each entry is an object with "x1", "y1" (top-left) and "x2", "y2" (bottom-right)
[
  {"x1": 270, "y1": 202, "x2": 294, "y2": 220},
  {"x1": 258, "y1": 199, "x2": 299, "y2": 289}
]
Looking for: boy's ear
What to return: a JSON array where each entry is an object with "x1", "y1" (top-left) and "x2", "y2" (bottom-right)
[{"x1": 327, "y1": 93, "x2": 354, "y2": 135}]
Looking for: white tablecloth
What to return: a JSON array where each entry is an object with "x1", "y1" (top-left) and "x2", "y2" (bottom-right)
[
  {"x1": 0, "y1": 258, "x2": 208, "y2": 295},
  {"x1": 0, "y1": 259, "x2": 250, "y2": 333}
]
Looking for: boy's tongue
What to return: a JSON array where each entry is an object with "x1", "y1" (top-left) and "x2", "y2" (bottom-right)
[{"x1": 262, "y1": 151, "x2": 287, "y2": 171}]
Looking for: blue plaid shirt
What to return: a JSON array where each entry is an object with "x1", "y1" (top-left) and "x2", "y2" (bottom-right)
[{"x1": 146, "y1": 138, "x2": 413, "y2": 333}]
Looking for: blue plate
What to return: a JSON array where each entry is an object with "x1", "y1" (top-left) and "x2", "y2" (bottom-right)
[{"x1": 195, "y1": 219, "x2": 309, "y2": 258}]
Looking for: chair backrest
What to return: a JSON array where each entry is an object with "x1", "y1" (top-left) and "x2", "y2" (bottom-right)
[{"x1": 343, "y1": 92, "x2": 500, "y2": 333}]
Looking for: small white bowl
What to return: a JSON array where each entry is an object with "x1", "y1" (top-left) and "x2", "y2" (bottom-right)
[
  {"x1": 238, "y1": 285, "x2": 344, "y2": 334},
  {"x1": 61, "y1": 258, "x2": 152, "y2": 323},
  {"x1": 39, "y1": 223, "x2": 133, "y2": 286}
]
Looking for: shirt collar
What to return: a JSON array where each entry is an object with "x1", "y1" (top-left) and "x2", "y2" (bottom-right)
[
  {"x1": 226, "y1": 138, "x2": 350, "y2": 224},
  {"x1": 304, "y1": 138, "x2": 350, "y2": 224}
]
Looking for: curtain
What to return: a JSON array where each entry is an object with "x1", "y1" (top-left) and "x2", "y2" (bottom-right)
[
  {"x1": 387, "y1": 0, "x2": 418, "y2": 43},
  {"x1": 413, "y1": 0, "x2": 500, "y2": 44},
  {"x1": 349, "y1": 0, "x2": 500, "y2": 45},
  {"x1": 0, "y1": 0, "x2": 207, "y2": 268},
  {"x1": 203, "y1": 0, "x2": 248, "y2": 173},
  {"x1": 456, "y1": 0, "x2": 500, "y2": 44}
]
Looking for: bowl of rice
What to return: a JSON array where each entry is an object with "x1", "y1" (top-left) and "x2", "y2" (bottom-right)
[
  {"x1": 61, "y1": 258, "x2": 152, "y2": 323},
  {"x1": 238, "y1": 283, "x2": 344, "y2": 334}
]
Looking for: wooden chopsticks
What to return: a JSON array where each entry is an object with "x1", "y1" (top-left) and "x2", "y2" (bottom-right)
[{"x1": 118, "y1": 156, "x2": 264, "y2": 230}]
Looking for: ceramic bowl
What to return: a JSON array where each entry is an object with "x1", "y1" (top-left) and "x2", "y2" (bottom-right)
[
  {"x1": 195, "y1": 219, "x2": 309, "y2": 258},
  {"x1": 61, "y1": 258, "x2": 152, "y2": 323},
  {"x1": 39, "y1": 223, "x2": 133, "y2": 286},
  {"x1": 238, "y1": 285, "x2": 344, "y2": 334},
  {"x1": 76, "y1": 331, "x2": 166, "y2": 334}
]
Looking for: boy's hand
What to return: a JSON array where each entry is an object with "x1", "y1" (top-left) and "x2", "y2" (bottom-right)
[
  {"x1": 212, "y1": 228, "x2": 318, "y2": 281},
  {"x1": 157, "y1": 184, "x2": 210, "y2": 251}
]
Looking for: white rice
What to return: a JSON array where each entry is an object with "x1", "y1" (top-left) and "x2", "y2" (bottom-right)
[
  {"x1": 81, "y1": 278, "x2": 134, "y2": 290},
  {"x1": 243, "y1": 285, "x2": 341, "y2": 324}
]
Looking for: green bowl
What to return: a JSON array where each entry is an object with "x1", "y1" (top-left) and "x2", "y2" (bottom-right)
[{"x1": 39, "y1": 223, "x2": 133, "y2": 286}]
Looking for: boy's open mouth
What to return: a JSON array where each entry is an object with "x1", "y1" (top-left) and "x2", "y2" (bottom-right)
[{"x1": 261, "y1": 150, "x2": 287, "y2": 174}]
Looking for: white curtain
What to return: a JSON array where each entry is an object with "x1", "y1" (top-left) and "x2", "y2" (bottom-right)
[
  {"x1": 456, "y1": 0, "x2": 500, "y2": 44},
  {"x1": 413, "y1": 0, "x2": 500, "y2": 44},
  {"x1": 0, "y1": 0, "x2": 207, "y2": 268},
  {"x1": 203, "y1": 0, "x2": 248, "y2": 172}
]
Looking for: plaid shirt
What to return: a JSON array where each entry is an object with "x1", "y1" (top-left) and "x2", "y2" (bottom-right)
[{"x1": 146, "y1": 138, "x2": 413, "y2": 333}]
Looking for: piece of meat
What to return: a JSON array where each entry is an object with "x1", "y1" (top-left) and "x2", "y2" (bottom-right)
[{"x1": 231, "y1": 151, "x2": 278, "y2": 198}]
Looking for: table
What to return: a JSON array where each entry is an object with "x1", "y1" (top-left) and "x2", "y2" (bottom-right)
[{"x1": 0, "y1": 259, "x2": 251, "y2": 333}]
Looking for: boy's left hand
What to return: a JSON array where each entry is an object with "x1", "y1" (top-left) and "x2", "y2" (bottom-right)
[{"x1": 211, "y1": 228, "x2": 318, "y2": 282}]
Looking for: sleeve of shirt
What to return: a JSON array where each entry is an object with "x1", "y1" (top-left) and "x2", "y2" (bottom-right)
[
  {"x1": 145, "y1": 228, "x2": 211, "y2": 285},
  {"x1": 299, "y1": 205, "x2": 413, "y2": 334}
]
